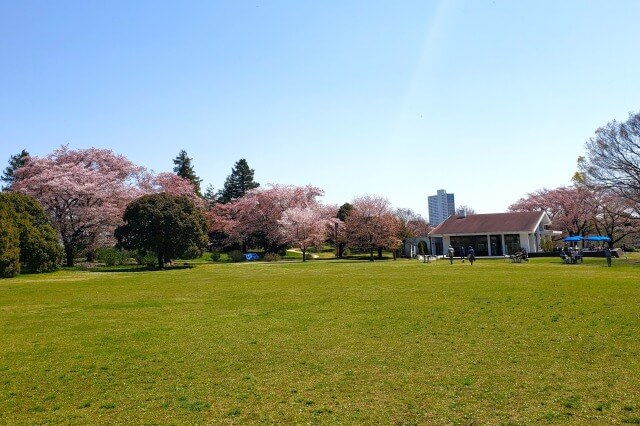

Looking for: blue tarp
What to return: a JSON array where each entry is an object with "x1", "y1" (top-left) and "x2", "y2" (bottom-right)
[
  {"x1": 584, "y1": 235, "x2": 611, "y2": 241},
  {"x1": 562, "y1": 236, "x2": 583, "y2": 242},
  {"x1": 244, "y1": 252, "x2": 260, "y2": 261}
]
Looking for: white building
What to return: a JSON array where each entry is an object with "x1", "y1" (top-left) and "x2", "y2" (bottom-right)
[
  {"x1": 428, "y1": 211, "x2": 560, "y2": 256},
  {"x1": 428, "y1": 189, "x2": 455, "y2": 226}
]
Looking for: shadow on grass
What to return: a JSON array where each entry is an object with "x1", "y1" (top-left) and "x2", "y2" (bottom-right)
[
  {"x1": 88, "y1": 265, "x2": 195, "y2": 273},
  {"x1": 339, "y1": 255, "x2": 396, "y2": 262},
  {"x1": 278, "y1": 256, "x2": 397, "y2": 264}
]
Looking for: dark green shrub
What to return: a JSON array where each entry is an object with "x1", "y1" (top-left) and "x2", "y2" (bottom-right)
[
  {"x1": 0, "y1": 205, "x2": 20, "y2": 278},
  {"x1": 96, "y1": 248, "x2": 130, "y2": 266},
  {"x1": 210, "y1": 251, "x2": 221, "y2": 262},
  {"x1": 132, "y1": 250, "x2": 159, "y2": 269},
  {"x1": 418, "y1": 241, "x2": 428, "y2": 255},
  {"x1": 540, "y1": 238, "x2": 554, "y2": 252},
  {"x1": 143, "y1": 253, "x2": 158, "y2": 270},
  {"x1": 134, "y1": 250, "x2": 147, "y2": 265},
  {"x1": 228, "y1": 250, "x2": 244, "y2": 262},
  {"x1": 0, "y1": 192, "x2": 62, "y2": 273},
  {"x1": 101, "y1": 249, "x2": 119, "y2": 266},
  {"x1": 181, "y1": 246, "x2": 203, "y2": 260},
  {"x1": 263, "y1": 253, "x2": 280, "y2": 262}
]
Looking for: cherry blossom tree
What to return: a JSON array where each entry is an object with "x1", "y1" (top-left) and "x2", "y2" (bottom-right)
[
  {"x1": 205, "y1": 202, "x2": 236, "y2": 250},
  {"x1": 578, "y1": 111, "x2": 640, "y2": 210},
  {"x1": 140, "y1": 172, "x2": 203, "y2": 207},
  {"x1": 395, "y1": 208, "x2": 432, "y2": 239},
  {"x1": 509, "y1": 186, "x2": 593, "y2": 237},
  {"x1": 510, "y1": 183, "x2": 639, "y2": 246},
  {"x1": 279, "y1": 206, "x2": 330, "y2": 261},
  {"x1": 12, "y1": 146, "x2": 201, "y2": 266},
  {"x1": 585, "y1": 187, "x2": 639, "y2": 247},
  {"x1": 13, "y1": 146, "x2": 145, "y2": 266},
  {"x1": 406, "y1": 218, "x2": 432, "y2": 238},
  {"x1": 222, "y1": 184, "x2": 324, "y2": 253},
  {"x1": 346, "y1": 195, "x2": 401, "y2": 261}
]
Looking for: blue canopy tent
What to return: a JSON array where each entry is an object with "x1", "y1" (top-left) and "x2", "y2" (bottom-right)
[
  {"x1": 562, "y1": 236, "x2": 583, "y2": 242},
  {"x1": 584, "y1": 235, "x2": 611, "y2": 242}
]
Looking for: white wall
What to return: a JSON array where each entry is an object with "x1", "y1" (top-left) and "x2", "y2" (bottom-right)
[
  {"x1": 443, "y1": 236, "x2": 451, "y2": 249},
  {"x1": 517, "y1": 232, "x2": 535, "y2": 252}
]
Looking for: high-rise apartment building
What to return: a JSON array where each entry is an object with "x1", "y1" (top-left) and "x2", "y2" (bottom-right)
[{"x1": 428, "y1": 189, "x2": 455, "y2": 226}]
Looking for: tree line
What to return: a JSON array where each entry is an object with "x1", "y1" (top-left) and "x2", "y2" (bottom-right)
[
  {"x1": 2, "y1": 109, "x2": 639, "y2": 276},
  {"x1": 0, "y1": 146, "x2": 429, "y2": 275},
  {"x1": 510, "y1": 111, "x2": 640, "y2": 248}
]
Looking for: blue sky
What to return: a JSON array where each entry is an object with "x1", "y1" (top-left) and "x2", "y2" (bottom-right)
[{"x1": 1, "y1": 0, "x2": 639, "y2": 219}]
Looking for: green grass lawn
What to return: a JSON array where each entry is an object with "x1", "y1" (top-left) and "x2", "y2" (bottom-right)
[{"x1": 1, "y1": 255, "x2": 639, "y2": 424}]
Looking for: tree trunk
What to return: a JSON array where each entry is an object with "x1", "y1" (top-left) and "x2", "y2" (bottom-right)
[
  {"x1": 338, "y1": 243, "x2": 346, "y2": 259},
  {"x1": 302, "y1": 248, "x2": 306, "y2": 262},
  {"x1": 64, "y1": 244, "x2": 75, "y2": 267},
  {"x1": 157, "y1": 251, "x2": 164, "y2": 269},
  {"x1": 369, "y1": 248, "x2": 374, "y2": 261},
  {"x1": 377, "y1": 247, "x2": 383, "y2": 259}
]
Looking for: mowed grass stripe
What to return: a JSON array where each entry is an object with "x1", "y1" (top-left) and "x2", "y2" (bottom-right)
[{"x1": 1, "y1": 257, "x2": 639, "y2": 424}]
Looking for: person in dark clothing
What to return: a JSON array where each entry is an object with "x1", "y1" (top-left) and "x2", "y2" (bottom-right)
[
  {"x1": 468, "y1": 247, "x2": 475, "y2": 265},
  {"x1": 604, "y1": 247, "x2": 612, "y2": 267},
  {"x1": 459, "y1": 245, "x2": 465, "y2": 263}
]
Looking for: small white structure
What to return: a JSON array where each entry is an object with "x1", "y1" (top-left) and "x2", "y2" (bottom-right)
[
  {"x1": 402, "y1": 237, "x2": 430, "y2": 258},
  {"x1": 428, "y1": 211, "x2": 561, "y2": 256}
]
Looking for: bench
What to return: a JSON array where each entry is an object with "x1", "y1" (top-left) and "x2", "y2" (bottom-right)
[{"x1": 417, "y1": 255, "x2": 437, "y2": 263}]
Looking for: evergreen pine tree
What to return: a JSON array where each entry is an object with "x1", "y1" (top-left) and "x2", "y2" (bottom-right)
[
  {"x1": 217, "y1": 159, "x2": 259, "y2": 203},
  {"x1": 172, "y1": 150, "x2": 202, "y2": 196},
  {"x1": 203, "y1": 184, "x2": 217, "y2": 208},
  {"x1": 1, "y1": 149, "x2": 29, "y2": 191}
]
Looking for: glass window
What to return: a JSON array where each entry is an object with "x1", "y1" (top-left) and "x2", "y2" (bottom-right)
[
  {"x1": 449, "y1": 235, "x2": 489, "y2": 256},
  {"x1": 504, "y1": 234, "x2": 520, "y2": 255}
]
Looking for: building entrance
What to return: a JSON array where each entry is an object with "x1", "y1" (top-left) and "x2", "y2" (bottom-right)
[{"x1": 490, "y1": 235, "x2": 503, "y2": 256}]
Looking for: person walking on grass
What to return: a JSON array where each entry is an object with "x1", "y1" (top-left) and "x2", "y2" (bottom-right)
[
  {"x1": 459, "y1": 245, "x2": 465, "y2": 263},
  {"x1": 448, "y1": 245, "x2": 454, "y2": 264},
  {"x1": 604, "y1": 246, "x2": 612, "y2": 267},
  {"x1": 468, "y1": 247, "x2": 476, "y2": 265}
]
